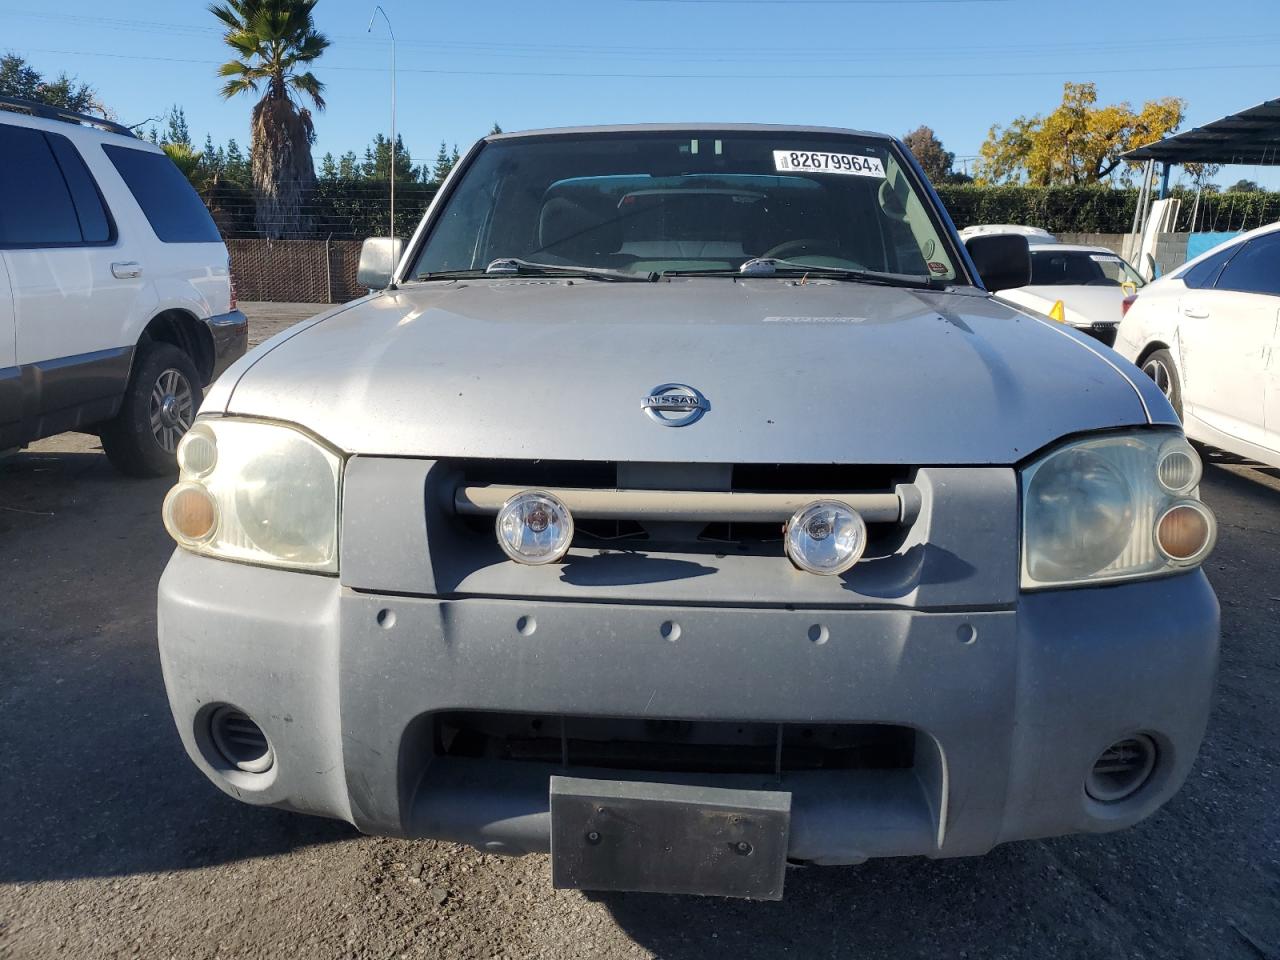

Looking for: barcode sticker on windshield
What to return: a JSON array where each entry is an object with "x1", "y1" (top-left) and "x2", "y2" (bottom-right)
[
  {"x1": 1090, "y1": 254, "x2": 1122, "y2": 263},
  {"x1": 774, "y1": 150, "x2": 885, "y2": 177}
]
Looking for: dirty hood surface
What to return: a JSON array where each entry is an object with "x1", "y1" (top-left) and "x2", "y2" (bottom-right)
[{"x1": 221, "y1": 278, "x2": 1154, "y2": 464}]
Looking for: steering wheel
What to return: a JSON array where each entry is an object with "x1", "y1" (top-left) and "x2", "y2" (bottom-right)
[{"x1": 759, "y1": 238, "x2": 827, "y2": 260}]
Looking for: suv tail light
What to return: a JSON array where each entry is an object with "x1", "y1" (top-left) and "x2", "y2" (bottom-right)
[
  {"x1": 1121, "y1": 294, "x2": 1137, "y2": 317},
  {"x1": 229, "y1": 274, "x2": 238, "y2": 312}
]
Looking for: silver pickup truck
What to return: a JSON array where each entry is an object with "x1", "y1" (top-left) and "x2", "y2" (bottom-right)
[{"x1": 157, "y1": 125, "x2": 1219, "y2": 901}]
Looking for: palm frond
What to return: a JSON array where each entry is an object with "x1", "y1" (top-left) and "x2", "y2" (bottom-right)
[
  {"x1": 219, "y1": 76, "x2": 259, "y2": 100},
  {"x1": 216, "y1": 59, "x2": 255, "y2": 78},
  {"x1": 288, "y1": 71, "x2": 325, "y2": 110},
  {"x1": 224, "y1": 29, "x2": 264, "y2": 58},
  {"x1": 207, "y1": 2, "x2": 244, "y2": 31},
  {"x1": 292, "y1": 31, "x2": 329, "y2": 62}
]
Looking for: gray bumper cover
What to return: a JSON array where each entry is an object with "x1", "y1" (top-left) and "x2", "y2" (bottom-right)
[{"x1": 157, "y1": 552, "x2": 1218, "y2": 865}]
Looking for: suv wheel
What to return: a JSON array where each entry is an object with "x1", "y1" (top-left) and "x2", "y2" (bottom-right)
[
  {"x1": 1140, "y1": 348, "x2": 1183, "y2": 420},
  {"x1": 101, "y1": 343, "x2": 201, "y2": 477}
]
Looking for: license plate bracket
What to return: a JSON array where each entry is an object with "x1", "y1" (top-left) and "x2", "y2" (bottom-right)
[{"x1": 550, "y1": 776, "x2": 791, "y2": 900}]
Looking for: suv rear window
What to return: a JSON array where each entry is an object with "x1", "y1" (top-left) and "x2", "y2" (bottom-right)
[
  {"x1": 103, "y1": 145, "x2": 221, "y2": 243},
  {"x1": 0, "y1": 124, "x2": 112, "y2": 247}
]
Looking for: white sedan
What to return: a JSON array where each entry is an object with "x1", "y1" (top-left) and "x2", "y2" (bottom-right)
[
  {"x1": 1115, "y1": 222, "x2": 1280, "y2": 469},
  {"x1": 999, "y1": 244, "x2": 1146, "y2": 346}
]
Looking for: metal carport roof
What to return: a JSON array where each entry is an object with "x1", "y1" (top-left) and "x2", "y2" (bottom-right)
[{"x1": 1124, "y1": 98, "x2": 1280, "y2": 165}]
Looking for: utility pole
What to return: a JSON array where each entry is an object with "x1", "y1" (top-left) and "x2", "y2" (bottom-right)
[{"x1": 367, "y1": 5, "x2": 396, "y2": 240}]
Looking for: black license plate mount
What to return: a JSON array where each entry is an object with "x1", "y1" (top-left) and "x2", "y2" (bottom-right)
[{"x1": 550, "y1": 776, "x2": 791, "y2": 900}]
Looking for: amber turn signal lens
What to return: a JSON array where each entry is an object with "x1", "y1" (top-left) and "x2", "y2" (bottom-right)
[
  {"x1": 1155, "y1": 502, "x2": 1214, "y2": 564},
  {"x1": 163, "y1": 483, "x2": 218, "y2": 544}
]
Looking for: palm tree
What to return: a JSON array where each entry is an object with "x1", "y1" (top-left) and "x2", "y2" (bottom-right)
[
  {"x1": 209, "y1": 0, "x2": 329, "y2": 239},
  {"x1": 161, "y1": 143, "x2": 204, "y2": 188}
]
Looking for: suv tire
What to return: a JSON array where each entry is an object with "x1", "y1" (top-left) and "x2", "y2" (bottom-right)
[
  {"x1": 101, "y1": 343, "x2": 201, "y2": 477},
  {"x1": 1140, "y1": 348, "x2": 1182, "y2": 421}
]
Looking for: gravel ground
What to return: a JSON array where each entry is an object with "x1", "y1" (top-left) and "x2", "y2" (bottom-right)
[{"x1": 1, "y1": 305, "x2": 1277, "y2": 959}]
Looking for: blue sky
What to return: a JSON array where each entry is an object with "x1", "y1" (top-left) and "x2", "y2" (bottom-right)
[{"x1": 5, "y1": 0, "x2": 1280, "y2": 187}]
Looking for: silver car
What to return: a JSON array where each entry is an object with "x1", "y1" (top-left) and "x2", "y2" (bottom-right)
[{"x1": 157, "y1": 125, "x2": 1219, "y2": 901}]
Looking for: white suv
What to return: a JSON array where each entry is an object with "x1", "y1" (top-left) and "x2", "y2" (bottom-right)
[{"x1": 0, "y1": 97, "x2": 245, "y2": 476}]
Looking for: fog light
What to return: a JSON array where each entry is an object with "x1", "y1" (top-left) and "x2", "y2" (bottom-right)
[
  {"x1": 784, "y1": 501, "x2": 867, "y2": 576},
  {"x1": 1155, "y1": 501, "x2": 1215, "y2": 565},
  {"x1": 1086, "y1": 735, "x2": 1156, "y2": 803},
  {"x1": 496, "y1": 490, "x2": 574, "y2": 564},
  {"x1": 209, "y1": 706, "x2": 274, "y2": 774},
  {"x1": 163, "y1": 482, "x2": 218, "y2": 544}
]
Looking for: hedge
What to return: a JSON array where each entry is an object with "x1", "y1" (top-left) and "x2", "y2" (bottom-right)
[
  {"x1": 198, "y1": 178, "x2": 1278, "y2": 240},
  {"x1": 935, "y1": 185, "x2": 1280, "y2": 234}
]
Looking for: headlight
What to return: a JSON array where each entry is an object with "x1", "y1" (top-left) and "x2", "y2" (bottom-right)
[
  {"x1": 1021, "y1": 431, "x2": 1215, "y2": 589},
  {"x1": 162, "y1": 418, "x2": 342, "y2": 573}
]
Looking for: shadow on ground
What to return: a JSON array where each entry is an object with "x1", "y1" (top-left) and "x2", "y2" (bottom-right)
[
  {"x1": 1, "y1": 444, "x2": 1277, "y2": 960},
  {"x1": 0, "y1": 445, "x2": 354, "y2": 883}
]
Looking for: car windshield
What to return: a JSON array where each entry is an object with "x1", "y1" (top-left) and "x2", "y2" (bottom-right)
[
  {"x1": 1029, "y1": 250, "x2": 1145, "y2": 288},
  {"x1": 411, "y1": 132, "x2": 962, "y2": 284}
]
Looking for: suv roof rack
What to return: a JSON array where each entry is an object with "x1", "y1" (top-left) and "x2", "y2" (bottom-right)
[{"x1": 0, "y1": 95, "x2": 137, "y2": 138}]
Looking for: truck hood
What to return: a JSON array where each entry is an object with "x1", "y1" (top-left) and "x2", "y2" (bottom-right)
[{"x1": 219, "y1": 278, "x2": 1160, "y2": 465}]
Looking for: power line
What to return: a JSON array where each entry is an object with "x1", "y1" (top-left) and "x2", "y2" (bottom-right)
[
  {"x1": 6, "y1": 11, "x2": 1277, "y2": 62},
  {"x1": 621, "y1": 0, "x2": 1013, "y2": 3},
  {"x1": 21, "y1": 46, "x2": 1280, "y2": 81}
]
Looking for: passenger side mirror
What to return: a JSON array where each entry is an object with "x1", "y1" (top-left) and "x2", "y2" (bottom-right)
[
  {"x1": 357, "y1": 237, "x2": 405, "y2": 290},
  {"x1": 964, "y1": 234, "x2": 1031, "y2": 293}
]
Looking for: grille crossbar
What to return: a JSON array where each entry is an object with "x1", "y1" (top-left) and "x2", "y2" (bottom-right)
[{"x1": 455, "y1": 485, "x2": 908, "y2": 524}]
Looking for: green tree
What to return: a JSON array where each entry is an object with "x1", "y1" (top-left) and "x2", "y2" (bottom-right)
[
  {"x1": 224, "y1": 138, "x2": 251, "y2": 183},
  {"x1": 1228, "y1": 179, "x2": 1263, "y2": 193},
  {"x1": 902, "y1": 126, "x2": 954, "y2": 184},
  {"x1": 318, "y1": 151, "x2": 338, "y2": 181},
  {"x1": 210, "y1": 0, "x2": 331, "y2": 238},
  {"x1": 0, "y1": 53, "x2": 104, "y2": 115},
  {"x1": 361, "y1": 133, "x2": 420, "y2": 182},
  {"x1": 331, "y1": 150, "x2": 356, "y2": 180},
  {"x1": 163, "y1": 105, "x2": 192, "y2": 148},
  {"x1": 431, "y1": 140, "x2": 453, "y2": 184},
  {"x1": 976, "y1": 82, "x2": 1185, "y2": 186}
]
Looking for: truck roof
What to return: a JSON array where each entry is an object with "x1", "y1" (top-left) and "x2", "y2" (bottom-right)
[{"x1": 486, "y1": 123, "x2": 894, "y2": 143}]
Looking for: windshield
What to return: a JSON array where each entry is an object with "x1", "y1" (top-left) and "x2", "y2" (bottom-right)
[
  {"x1": 411, "y1": 132, "x2": 962, "y2": 283},
  {"x1": 1028, "y1": 250, "x2": 1145, "y2": 288}
]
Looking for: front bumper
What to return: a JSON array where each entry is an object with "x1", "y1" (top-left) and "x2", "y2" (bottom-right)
[
  {"x1": 202, "y1": 309, "x2": 248, "y2": 383},
  {"x1": 157, "y1": 551, "x2": 1218, "y2": 865}
]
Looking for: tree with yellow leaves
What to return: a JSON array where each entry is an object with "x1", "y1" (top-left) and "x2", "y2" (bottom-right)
[{"x1": 976, "y1": 83, "x2": 1185, "y2": 186}]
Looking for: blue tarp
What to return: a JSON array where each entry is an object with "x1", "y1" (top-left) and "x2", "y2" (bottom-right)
[{"x1": 1186, "y1": 231, "x2": 1243, "y2": 261}]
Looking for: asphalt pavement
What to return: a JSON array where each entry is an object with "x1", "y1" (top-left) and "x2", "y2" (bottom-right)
[{"x1": 0, "y1": 306, "x2": 1277, "y2": 959}]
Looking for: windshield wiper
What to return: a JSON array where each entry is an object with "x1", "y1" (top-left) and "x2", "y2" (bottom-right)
[
  {"x1": 483, "y1": 258, "x2": 657, "y2": 282},
  {"x1": 664, "y1": 258, "x2": 942, "y2": 289},
  {"x1": 415, "y1": 269, "x2": 486, "y2": 281}
]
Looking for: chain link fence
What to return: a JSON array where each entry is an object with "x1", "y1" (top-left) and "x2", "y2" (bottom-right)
[
  {"x1": 227, "y1": 238, "x2": 369, "y2": 304},
  {"x1": 206, "y1": 179, "x2": 436, "y2": 303}
]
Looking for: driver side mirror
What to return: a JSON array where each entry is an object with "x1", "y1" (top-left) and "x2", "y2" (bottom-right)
[
  {"x1": 357, "y1": 237, "x2": 405, "y2": 290},
  {"x1": 964, "y1": 234, "x2": 1031, "y2": 293}
]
